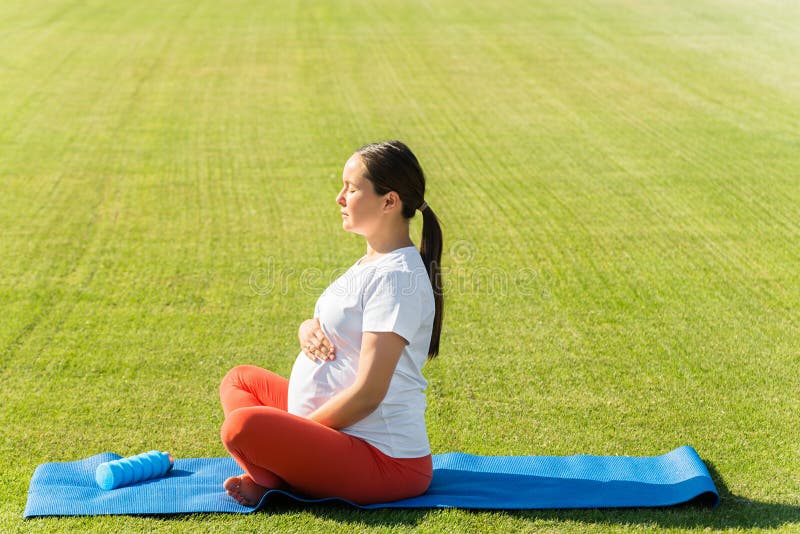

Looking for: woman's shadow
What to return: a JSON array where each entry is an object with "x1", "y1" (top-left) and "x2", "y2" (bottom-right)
[
  {"x1": 262, "y1": 461, "x2": 800, "y2": 530},
  {"x1": 508, "y1": 462, "x2": 800, "y2": 530}
]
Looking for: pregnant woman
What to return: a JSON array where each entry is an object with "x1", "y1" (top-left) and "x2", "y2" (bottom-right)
[{"x1": 219, "y1": 140, "x2": 444, "y2": 506}]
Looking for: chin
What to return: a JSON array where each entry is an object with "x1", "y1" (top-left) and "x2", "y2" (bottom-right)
[{"x1": 342, "y1": 222, "x2": 364, "y2": 236}]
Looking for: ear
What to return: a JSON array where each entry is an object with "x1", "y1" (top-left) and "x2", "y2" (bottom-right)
[{"x1": 382, "y1": 191, "x2": 402, "y2": 212}]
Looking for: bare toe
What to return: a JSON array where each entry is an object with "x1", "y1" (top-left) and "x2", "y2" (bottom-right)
[
  {"x1": 238, "y1": 475, "x2": 268, "y2": 506},
  {"x1": 224, "y1": 474, "x2": 266, "y2": 507},
  {"x1": 224, "y1": 476, "x2": 242, "y2": 492}
]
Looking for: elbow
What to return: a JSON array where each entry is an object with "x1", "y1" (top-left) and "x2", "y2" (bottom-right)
[{"x1": 361, "y1": 391, "x2": 385, "y2": 414}]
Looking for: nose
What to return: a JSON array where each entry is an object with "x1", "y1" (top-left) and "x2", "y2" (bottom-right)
[{"x1": 336, "y1": 187, "x2": 346, "y2": 207}]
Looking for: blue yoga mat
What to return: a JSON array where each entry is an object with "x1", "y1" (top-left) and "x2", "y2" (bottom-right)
[{"x1": 23, "y1": 446, "x2": 718, "y2": 517}]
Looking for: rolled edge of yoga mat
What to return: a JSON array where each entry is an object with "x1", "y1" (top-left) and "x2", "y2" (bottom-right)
[{"x1": 95, "y1": 450, "x2": 174, "y2": 490}]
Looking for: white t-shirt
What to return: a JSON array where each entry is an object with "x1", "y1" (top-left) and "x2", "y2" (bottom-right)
[{"x1": 287, "y1": 245, "x2": 435, "y2": 458}]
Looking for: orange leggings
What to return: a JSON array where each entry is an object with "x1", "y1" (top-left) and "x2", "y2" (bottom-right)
[{"x1": 219, "y1": 365, "x2": 433, "y2": 505}]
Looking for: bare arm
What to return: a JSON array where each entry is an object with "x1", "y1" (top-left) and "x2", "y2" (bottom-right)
[{"x1": 308, "y1": 331, "x2": 406, "y2": 429}]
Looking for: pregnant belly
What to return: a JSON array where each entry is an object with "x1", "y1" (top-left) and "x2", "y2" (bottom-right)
[{"x1": 287, "y1": 351, "x2": 358, "y2": 417}]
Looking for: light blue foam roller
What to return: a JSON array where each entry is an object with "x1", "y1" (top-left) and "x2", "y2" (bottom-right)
[{"x1": 95, "y1": 450, "x2": 174, "y2": 490}]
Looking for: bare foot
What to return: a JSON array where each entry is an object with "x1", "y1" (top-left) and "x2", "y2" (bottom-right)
[{"x1": 224, "y1": 474, "x2": 268, "y2": 507}]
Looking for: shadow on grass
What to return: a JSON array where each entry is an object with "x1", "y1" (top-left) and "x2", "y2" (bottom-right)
[
  {"x1": 507, "y1": 460, "x2": 799, "y2": 528},
  {"x1": 234, "y1": 499, "x2": 800, "y2": 531},
  {"x1": 521, "y1": 461, "x2": 799, "y2": 530},
  {"x1": 241, "y1": 460, "x2": 799, "y2": 530}
]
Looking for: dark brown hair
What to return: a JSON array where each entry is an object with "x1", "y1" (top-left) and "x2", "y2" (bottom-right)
[{"x1": 356, "y1": 140, "x2": 444, "y2": 358}]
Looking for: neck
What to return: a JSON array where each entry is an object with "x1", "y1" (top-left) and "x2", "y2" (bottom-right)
[{"x1": 364, "y1": 222, "x2": 414, "y2": 258}]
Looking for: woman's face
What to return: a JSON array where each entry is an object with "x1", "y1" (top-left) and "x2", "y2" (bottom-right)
[{"x1": 336, "y1": 154, "x2": 386, "y2": 235}]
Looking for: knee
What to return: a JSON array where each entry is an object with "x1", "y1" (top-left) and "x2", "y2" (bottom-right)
[
  {"x1": 219, "y1": 365, "x2": 258, "y2": 397},
  {"x1": 220, "y1": 408, "x2": 250, "y2": 448},
  {"x1": 220, "y1": 407, "x2": 281, "y2": 449}
]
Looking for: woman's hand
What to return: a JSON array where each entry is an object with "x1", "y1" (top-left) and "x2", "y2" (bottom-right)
[{"x1": 298, "y1": 318, "x2": 336, "y2": 361}]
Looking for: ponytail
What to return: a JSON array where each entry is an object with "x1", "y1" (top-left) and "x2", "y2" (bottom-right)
[{"x1": 419, "y1": 206, "x2": 444, "y2": 358}]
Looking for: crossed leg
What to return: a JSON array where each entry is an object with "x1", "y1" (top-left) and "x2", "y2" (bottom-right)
[{"x1": 219, "y1": 365, "x2": 432, "y2": 506}]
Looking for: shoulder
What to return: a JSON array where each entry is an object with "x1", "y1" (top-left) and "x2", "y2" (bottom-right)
[
  {"x1": 361, "y1": 272, "x2": 432, "y2": 319},
  {"x1": 378, "y1": 247, "x2": 427, "y2": 278},
  {"x1": 363, "y1": 266, "x2": 417, "y2": 296}
]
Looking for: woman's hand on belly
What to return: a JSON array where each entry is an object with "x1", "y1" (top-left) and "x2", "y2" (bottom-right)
[
  {"x1": 307, "y1": 331, "x2": 406, "y2": 429},
  {"x1": 298, "y1": 318, "x2": 336, "y2": 362}
]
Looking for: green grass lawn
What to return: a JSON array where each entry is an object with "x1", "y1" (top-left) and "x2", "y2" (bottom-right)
[{"x1": 2, "y1": 0, "x2": 799, "y2": 531}]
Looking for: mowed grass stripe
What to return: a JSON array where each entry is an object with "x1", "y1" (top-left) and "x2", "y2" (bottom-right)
[
  {"x1": 406, "y1": 17, "x2": 672, "y2": 284},
  {"x1": 3, "y1": 2, "x2": 201, "y2": 291},
  {"x1": 450, "y1": 23, "x2": 681, "y2": 310},
  {"x1": 301, "y1": 5, "x2": 517, "y2": 252},
  {"x1": 402, "y1": 22, "x2": 571, "y2": 265},
  {"x1": 574, "y1": 3, "x2": 800, "y2": 271},
  {"x1": 488, "y1": 5, "x2": 800, "y2": 318}
]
